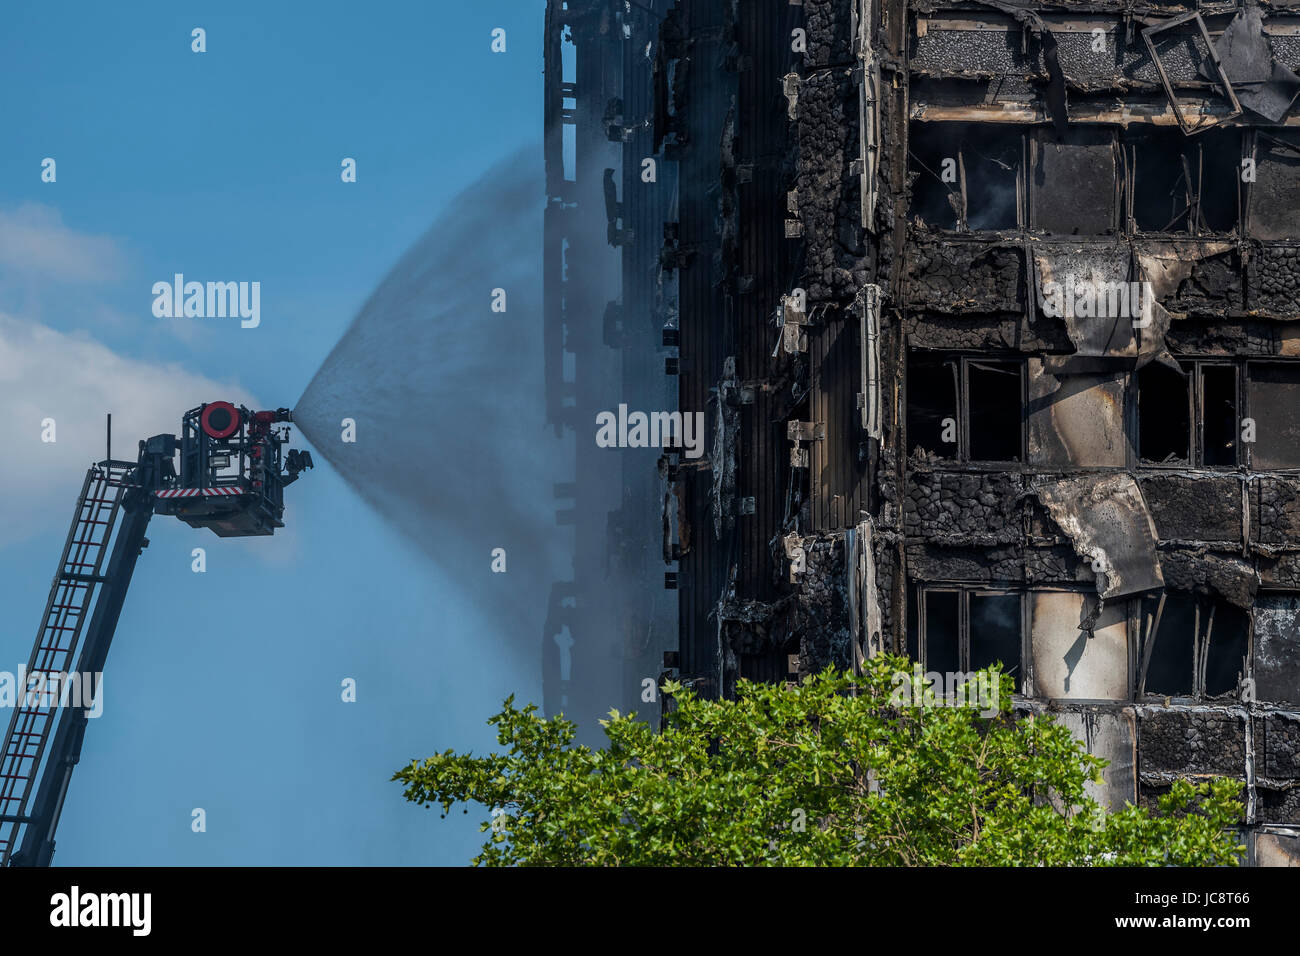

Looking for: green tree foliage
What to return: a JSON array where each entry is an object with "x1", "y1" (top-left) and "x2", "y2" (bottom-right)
[{"x1": 393, "y1": 655, "x2": 1243, "y2": 866}]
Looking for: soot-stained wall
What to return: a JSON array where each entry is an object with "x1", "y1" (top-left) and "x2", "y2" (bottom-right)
[{"x1": 634, "y1": 0, "x2": 1300, "y2": 862}]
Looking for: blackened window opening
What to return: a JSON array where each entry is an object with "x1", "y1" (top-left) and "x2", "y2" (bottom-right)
[
  {"x1": 925, "y1": 590, "x2": 961, "y2": 674},
  {"x1": 1145, "y1": 594, "x2": 1196, "y2": 696},
  {"x1": 1138, "y1": 362, "x2": 1190, "y2": 463},
  {"x1": 970, "y1": 593, "x2": 1021, "y2": 678},
  {"x1": 1201, "y1": 365, "x2": 1238, "y2": 467},
  {"x1": 968, "y1": 361, "x2": 1022, "y2": 462},
  {"x1": 1204, "y1": 602, "x2": 1249, "y2": 697},
  {"x1": 907, "y1": 352, "x2": 958, "y2": 458}
]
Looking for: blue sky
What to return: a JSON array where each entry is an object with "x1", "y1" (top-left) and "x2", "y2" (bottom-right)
[{"x1": 0, "y1": 1, "x2": 548, "y2": 865}]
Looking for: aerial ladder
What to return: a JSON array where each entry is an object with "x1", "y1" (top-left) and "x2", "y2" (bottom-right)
[{"x1": 0, "y1": 402, "x2": 312, "y2": 866}]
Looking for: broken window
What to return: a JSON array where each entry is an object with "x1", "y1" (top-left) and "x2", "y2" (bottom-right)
[
  {"x1": 1141, "y1": 12, "x2": 1241, "y2": 137},
  {"x1": 908, "y1": 123, "x2": 960, "y2": 230},
  {"x1": 1137, "y1": 359, "x2": 1239, "y2": 468},
  {"x1": 1123, "y1": 127, "x2": 1242, "y2": 235},
  {"x1": 908, "y1": 584, "x2": 1022, "y2": 687},
  {"x1": 924, "y1": 588, "x2": 961, "y2": 675},
  {"x1": 1250, "y1": 131, "x2": 1300, "y2": 241},
  {"x1": 967, "y1": 361, "x2": 1023, "y2": 462},
  {"x1": 906, "y1": 352, "x2": 958, "y2": 459},
  {"x1": 1142, "y1": 594, "x2": 1196, "y2": 695},
  {"x1": 1246, "y1": 362, "x2": 1300, "y2": 470},
  {"x1": 964, "y1": 133, "x2": 1020, "y2": 231},
  {"x1": 1199, "y1": 129, "x2": 1243, "y2": 234},
  {"x1": 1140, "y1": 359, "x2": 1300, "y2": 468},
  {"x1": 1137, "y1": 362, "x2": 1190, "y2": 464},
  {"x1": 1140, "y1": 593, "x2": 1249, "y2": 699},
  {"x1": 1030, "y1": 127, "x2": 1116, "y2": 236},
  {"x1": 908, "y1": 122, "x2": 1021, "y2": 231},
  {"x1": 907, "y1": 351, "x2": 1024, "y2": 463},
  {"x1": 1200, "y1": 364, "x2": 1238, "y2": 467},
  {"x1": 1127, "y1": 127, "x2": 1194, "y2": 233},
  {"x1": 1206, "y1": 603, "x2": 1250, "y2": 697}
]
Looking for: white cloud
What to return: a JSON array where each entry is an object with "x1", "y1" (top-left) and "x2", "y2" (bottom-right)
[
  {"x1": 0, "y1": 203, "x2": 126, "y2": 282},
  {"x1": 0, "y1": 313, "x2": 258, "y2": 545}
]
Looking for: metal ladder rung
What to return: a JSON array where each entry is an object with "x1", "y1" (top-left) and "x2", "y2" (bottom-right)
[{"x1": 0, "y1": 464, "x2": 127, "y2": 864}]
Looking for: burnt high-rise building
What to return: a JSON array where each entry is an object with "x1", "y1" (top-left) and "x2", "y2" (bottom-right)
[{"x1": 547, "y1": 0, "x2": 1300, "y2": 864}]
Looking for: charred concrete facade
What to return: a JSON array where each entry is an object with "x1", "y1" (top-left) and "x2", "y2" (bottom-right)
[{"x1": 551, "y1": 0, "x2": 1300, "y2": 862}]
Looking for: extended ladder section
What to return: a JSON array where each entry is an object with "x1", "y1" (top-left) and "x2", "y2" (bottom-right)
[
  {"x1": 0, "y1": 407, "x2": 304, "y2": 866},
  {"x1": 0, "y1": 461, "x2": 133, "y2": 864}
]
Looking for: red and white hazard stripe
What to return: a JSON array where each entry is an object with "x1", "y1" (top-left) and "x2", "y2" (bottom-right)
[{"x1": 155, "y1": 487, "x2": 245, "y2": 499}]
